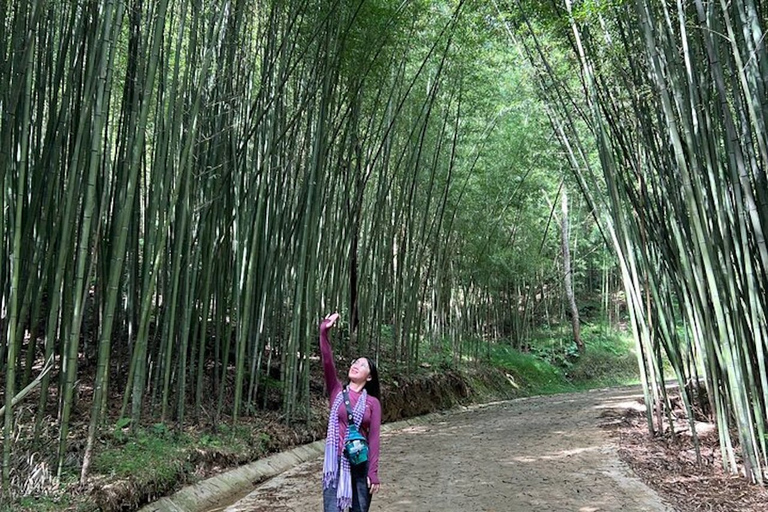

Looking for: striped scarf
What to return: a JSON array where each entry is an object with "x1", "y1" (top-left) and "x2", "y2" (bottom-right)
[{"x1": 323, "y1": 387, "x2": 368, "y2": 511}]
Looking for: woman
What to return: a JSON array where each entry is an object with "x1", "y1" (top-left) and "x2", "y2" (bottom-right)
[{"x1": 320, "y1": 313, "x2": 382, "y2": 512}]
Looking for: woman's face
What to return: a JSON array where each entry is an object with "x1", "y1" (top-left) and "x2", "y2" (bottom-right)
[{"x1": 348, "y1": 357, "x2": 371, "y2": 384}]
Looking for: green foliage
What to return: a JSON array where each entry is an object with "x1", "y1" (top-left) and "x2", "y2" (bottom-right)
[
  {"x1": 93, "y1": 427, "x2": 190, "y2": 480},
  {"x1": 570, "y1": 0, "x2": 630, "y2": 23},
  {"x1": 1, "y1": 486, "x2": 97, "y2": 512},
  {"x1": 570, "y1": 324, "x2": 639, "y2": 386},
  {"x1": 567, "y1": 345, "x2": 638, "y2": 387},
  {"x1": 151, "y1": 423, "x2": 171, "y2": 437},
  {"x1": 525, "y1": 325, "x2": 582, "y2": 367},
  {"x1": 199, "y1": 432, "x2": 223, "y2": 448},
  {"x1": 530, "y1": 342, "x2": 580, "y2": 370},
  {"x1": 0, "y1": 496, "x2": 79, "y2": 512},
  {"x1": 111, "y1": 418, "x2": 132, "y2": 443},
  {"x1": 419, "y1": 336, "x2": 456, "y2": 369},
  {"x1": 80, "y1": 423, "x2": 259, "y2": 511},
  {"x1": 379, "y1": 324, "x2": 395, "y2": 344},
  {"x1": 489, "y1": 344, "x2": 574, "y2": 394},
  {"x1": 488, "y1": 323, "x2": 639, "y2": 393},
  {"x1": 94, "y1": 422, "x2": 259, "y2": 481}
]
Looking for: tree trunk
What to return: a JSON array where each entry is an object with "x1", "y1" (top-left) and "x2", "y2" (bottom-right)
[{"x1": 561, "y1": 188, "x2": 582, "y2": 353}]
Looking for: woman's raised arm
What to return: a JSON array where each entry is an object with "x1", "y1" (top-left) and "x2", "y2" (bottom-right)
[{"x1": 319, "y1": 313, "x2": 341, "y2": 402}]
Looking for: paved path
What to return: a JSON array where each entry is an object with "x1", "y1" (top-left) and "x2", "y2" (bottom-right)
[{"x1": 214, "y1": 386, "x2": 674, "y2": 512}]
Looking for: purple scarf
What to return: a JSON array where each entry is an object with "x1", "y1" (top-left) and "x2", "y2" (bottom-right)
[{"x1": 323, "y1": 387, "x2": 367, "y2": 511}]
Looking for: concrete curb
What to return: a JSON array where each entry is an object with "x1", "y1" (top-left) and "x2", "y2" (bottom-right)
[{"x1": 138, "y1": 409, "x2": 462, "y2": 512}]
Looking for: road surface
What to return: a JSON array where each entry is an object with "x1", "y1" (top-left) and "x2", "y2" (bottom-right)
[{"x1": 214, "y1": 386, "x2": 674, "y2": 512}]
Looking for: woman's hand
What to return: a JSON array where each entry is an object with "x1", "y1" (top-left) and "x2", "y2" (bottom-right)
[
  {"x1": 320, "y1": 312, "x2": 340, "y2": 331},
  {"x1": 367, "y1": 477, "x2": 380, "y2": 494}
]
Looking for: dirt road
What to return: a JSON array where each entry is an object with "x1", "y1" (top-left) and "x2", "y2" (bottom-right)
[{"x1": 217, "y1": 386, "x2": 674, "y2": 511}]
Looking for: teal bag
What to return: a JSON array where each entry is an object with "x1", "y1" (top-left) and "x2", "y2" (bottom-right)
[{"x1": 342, "y1": 389, "x2": 369, "y2": 466}]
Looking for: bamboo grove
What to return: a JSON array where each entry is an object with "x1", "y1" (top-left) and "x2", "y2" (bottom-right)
[
  {"x1": 1, "y1": 0, "x2": 598, "y2": 491},
  {"x1": 508, "y1": 0, "x2": 768, "y2": 484}
]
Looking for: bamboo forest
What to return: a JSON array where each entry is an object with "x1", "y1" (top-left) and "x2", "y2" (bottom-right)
[{"x1": 2, "y1": 0, "x2": 768, "y2": 510}]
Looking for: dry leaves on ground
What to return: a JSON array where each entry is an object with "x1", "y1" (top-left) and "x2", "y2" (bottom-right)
[{"x1": 603, "y1": 398, "x2": 768, "y2": 512}]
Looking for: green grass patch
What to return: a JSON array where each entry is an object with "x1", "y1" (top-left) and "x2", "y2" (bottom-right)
[
  {"x1": 91, "y1": 424, "x2": 191, "y2": 482},
  {"x1": 566, "y1": 323, "x2": 640, "y2": 388},
  {"x1": 91, "y1": 421, "x2": 259, "y2": 480},
  {"x1": 489, "y1": 344, "x2": 575, "y2": 394},
  {"x1": 0, "y1": 496, "x2": 77, "y2": 512},
  {"x1": 486, "y1": 322, "x2": 640, "y2": 395}
]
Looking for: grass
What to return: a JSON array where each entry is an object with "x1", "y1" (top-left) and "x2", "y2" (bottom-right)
[
  {"x1": 91, "y1": 425, "x2": 191, "y2": 484},
  {"x1": 90, "y1": 420, "x2": 264, "y2": 482},
  {"x1": 0, "y1": 497, "x2": 77, "y2": 512},
  {"x1": 565, "y1": 325, "x2": 641, "y2": 388},
  {"x1": 489, "y1": 344, "x2": 576, "y2": 394},
  {"x1": 488, "y1": 322, "x2": 641, "y2": 393}
]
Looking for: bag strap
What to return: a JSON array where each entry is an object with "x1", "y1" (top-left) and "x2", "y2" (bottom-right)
[{"x1": 342, "y1": 388, "x2": 357, "y2": 425}]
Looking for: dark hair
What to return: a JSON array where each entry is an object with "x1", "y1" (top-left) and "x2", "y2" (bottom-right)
[{"x1": 362, "y1": 357, "x2": 380, "y2": 400}]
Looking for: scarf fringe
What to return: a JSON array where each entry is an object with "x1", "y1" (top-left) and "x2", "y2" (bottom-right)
[{"x1": 323, "y1": 388, "x2": 367, "y2": 510}]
